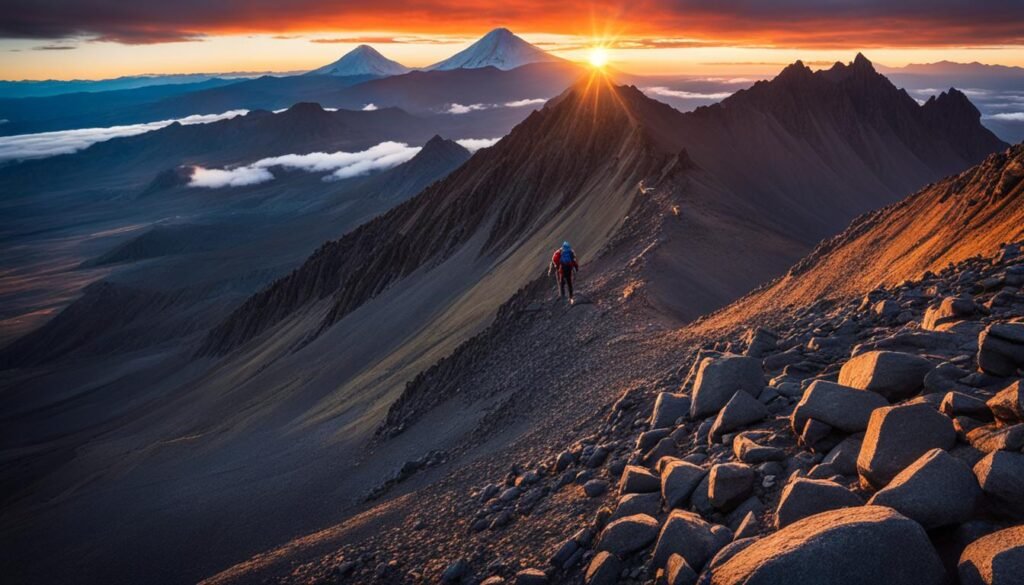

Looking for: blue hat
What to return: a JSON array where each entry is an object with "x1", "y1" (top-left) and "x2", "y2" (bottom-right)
[{"x1": 562, "y1": 241, "x2": 571, "y2": 248}]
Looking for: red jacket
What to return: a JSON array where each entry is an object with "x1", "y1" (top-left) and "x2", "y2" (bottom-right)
[{"x1": 552, "y1": 249, "x2": 578, "y2": 271}]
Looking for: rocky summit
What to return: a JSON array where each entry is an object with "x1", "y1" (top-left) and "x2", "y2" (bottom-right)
[{"x1": 258, "y1": 144, "x2": 1024, "y2": 584}]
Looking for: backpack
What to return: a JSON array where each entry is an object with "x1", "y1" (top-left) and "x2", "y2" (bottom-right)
[{"x1": 560, "y1": 246, "x2": 574, "y2": 265}]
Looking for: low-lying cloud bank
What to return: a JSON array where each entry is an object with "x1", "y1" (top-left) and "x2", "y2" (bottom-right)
[
  {"x1": 190, "y1": 137, "x2": 501, "y2": 189},
  {"x1": 642, "y1": 86, "x2": 733, "y2": 100},
  {"x1": 189, "y1": 141, "x2": 421, "y2": 188},
  {"x1": 0, "y1": 110, "x2": 249, "y2": 162},
  {"x1": 445, "y1": 97, "x2": 546, "y2": 115}
]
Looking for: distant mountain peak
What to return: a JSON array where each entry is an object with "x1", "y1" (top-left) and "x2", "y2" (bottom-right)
[
  {"x1": 853, "y1": 52, "x2": 873, "y2": 69},
  {"x1": 426, "y1": 28, "x2": 562, "y2": 71},
  {"x1": 306, "y1": 45, "x2": 410, "y2": 77}
]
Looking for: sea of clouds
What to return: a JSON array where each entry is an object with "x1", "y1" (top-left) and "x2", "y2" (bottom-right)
[
  {"x1": 0, "y1": 110, "x2": 249, "y2": 163},
  {"x1": 445, "y1": 97, "x2": 547, "y2": 115},
  {"x1": 189, "y1": 137, "x2": 502, "y2": 188}
]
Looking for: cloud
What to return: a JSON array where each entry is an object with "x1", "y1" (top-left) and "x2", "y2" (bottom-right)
[
  {"x1": 642, "y1": 86, "x2": 733, "y2": 100},
  {"x1": 455, "y1": 137, "x2": 501, "y2": 152},
  {"x1": 0, "y1": 109, "x2": 249, "y2": 163},
  {"x1": 2, "y1": 1, "x2": 1022, "y2": 48},
  {"x1": 188, "y1": 141, "x2": 422, "y2": 188},
  {"x1": 32, "y1": 44, "x2": 76, "y2": 50},
  {"x1": 446, "y1": 103, "x2": 489, "y2": 114},
  {"x1": 190, "y1": 166, "x2": 274, "y2": 187},
  {"x1": 988, "y1": 112, "x2": 1024, "y2": 121},
  {"x1": 362, "y1": 103, "x2": 379, "y2": 111},
  {"x1": 504, "y1": 98, "x2": 546, "y2": 108}
]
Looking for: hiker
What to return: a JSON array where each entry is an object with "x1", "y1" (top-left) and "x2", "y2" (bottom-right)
[{"x1": 549, "y1": 241, "x2": 579, "y2": 300}]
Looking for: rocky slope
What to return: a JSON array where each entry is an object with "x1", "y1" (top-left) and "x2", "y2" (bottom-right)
[{"x1": 238, "y1": 149, "x2": 1024, "y2": 585}]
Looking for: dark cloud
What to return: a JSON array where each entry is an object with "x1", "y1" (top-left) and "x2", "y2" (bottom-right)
[
  {"x1": 310, "y1": 35, "x2": 462, "y2": 45},
  {"x1": 32, "y1": 44, "x2": 76, "y2": 50},
  {"x1": 0, "y1": 0, "x2": 1021, "y2": 47}
]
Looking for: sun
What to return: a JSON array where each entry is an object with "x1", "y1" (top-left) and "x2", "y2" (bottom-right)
[{"x1": 588, "y1": 46, "x2": 609, "y2": 69}]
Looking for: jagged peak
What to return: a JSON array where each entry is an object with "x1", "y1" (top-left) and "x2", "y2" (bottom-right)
[{"x1": 852, "y1": 52, "x2": 874, "y2": 70}]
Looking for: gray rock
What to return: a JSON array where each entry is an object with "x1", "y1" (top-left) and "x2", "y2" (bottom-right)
[
  {"x1": 942, "y1": 391, "x2": 994, "y2": 421},
  {"x1": 514, "y1": 569, "x2": 547, "y2": 585},
  {"x1": 609, "y1": 492, "x2": 661, "y2": 522},
  {"x1": 637, "y1": 428, "x2": 671, "y2": 452},
  {"x1": 967, "y1": 423, "x2": 1024, "y2": 453},
  {"x1": 652, "y1": 510, "x2": 728, "y2": 573},
  {"x1": 726, "y1": 496, "x2": 765, "y2": 531},
  {"x1": 584, "y1": 551, "x2": 621, "y2": 585},
  {"x1": 792, "y1": 380, "x2": 888, "y2": 434},
  {"x1": 857, "y1": 403, "x2": 957, "y2": 490},
  {"x1": 838, "y1": 350, "x2": 933, "y2": 402},
  {"x1": 868, "y1": 448, "x2": 980, "y2": 529},
  {"x1": 549, "y1": 539, "x2": 578, "y2": 567},
  {"x1": 705, "y1": 507, "x2": 945, "y2": 585},
  {"x1": 923, "y1": 362, "x2": 974, "y2": 395},
  {"x1": 554, "y1": 451, "x2": 576, "y2": 472},
  {"x1": 958, "y1": 525, "x2": 1024, "y2": 585},
  {"x1": 977, "y1": 323, "x2": 1024, "y2": 377},
  {"x1": 709, "y1": 463, "x2": 755, "y2": 510},
  {"x1": 733, "y1": 432, "x2": 786, "y2": 464},
  {"x1": 619, "y1": 465, "x2": 660, "y2": 494},
  {"x1": 499, "y1": 487, "x2": 522, "y2": 502},
  {"x1": 822, "y1": 435, "x2": 863, "y2": 476},
  {"x1": 733, "y1": 511, "x2": 760, "y2": 540},
  {"x1": 922, "y1": 296, "x2": 976, "y2": 331},
  {"x1": 709, "y1": 391, "x2": 767, "y2": 443},
  {"x1": 644, "y1": 437, "x2": 680, "y2": 467},
  {"x1": 744, "y1": 328, "x2": 778, "y2": 358},
  {"x1": 662, "y1": 459, "x2": 707, "y2": 509},
  {"x1": 690, "y1": 354, "x2": 765, "y2": 419},
  {"x1": 774, "y1": 477, "x2": 863, "y2": 528},
  {"x1": 652, "y1": 392, "x2": 692, "y2": 429},
  {"x1": 584, "y1": 479, "x2": 609, "y2": 498},
  {"x1": 596, "y1": 513, "x2": 660, "y2": 557},
  {"x1": 973, "y1": 450, "x2": 1024, "y2": 518},
  {"x1": 441, "y1": 559, "x2": 471, "y2": 583},
  {"x1": 987, "y1": 380, "x2": 1024, "y2": 425},
  {"x1": 665, "y1": 553, "x2": 699, "y2": 585}
]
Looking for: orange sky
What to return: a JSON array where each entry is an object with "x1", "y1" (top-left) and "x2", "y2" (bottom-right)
[{"x1": 2, "y1": 1, "x2": 1023, "y2": 79}]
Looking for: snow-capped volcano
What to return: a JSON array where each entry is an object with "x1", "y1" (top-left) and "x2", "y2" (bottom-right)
[
  {"x1": 306, "y1": 45, "x2": 410, "y2": 77},
  {"x1": 426, "y1": 28, "x2": 562, "y2": 71}
]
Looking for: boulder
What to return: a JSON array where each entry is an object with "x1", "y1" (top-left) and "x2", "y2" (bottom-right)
[
  {"x1": 942, "y1": 391, "x2": 994, "y2": 421},
  {"x1": 690, "y1": 354, "x2": 764, "y2": 419},
  {"x1": 987, "y1": 380, "x2": 1024, "y2": 425},
  {"x1": 958, "y1": 525, "x2": 1024, "y2": 585},
  {"x1": 652, "y1": 510, "x2": 729, "y2": 573},
  {"x1": 609, "y1": 492, "x2": 661, "y2": 522},
  {"x1": 652, "y1": 392, "x2": 692, "y2": 429},
  {"x1": 838, "y1": 351, "x2": 933, "y2": 402},
  {"x1": 744, "y1": 328, "x2": 778, "y2": 358},
  {"x1": 596, "y1": 514, "x2": 660, "y2": 557},
  {"x1": 977, "y1": 323, "x2": 1024, "y2": 377},
  {"x1": 665, "y1": 553, "x2": 699, "y2": 585},
  {"x1": 619, "y1": 465, "x2": 660, "y2": 494},
  {"x1": 441, "y1": 559, "x2": 471, "y2": 583},
  {"x1": 708, "y1": 463, "x2": 755, "y2": 510},
  {"x1": 584, "y1": 479, "x2": 609, "y2": 497},
  {"x1": 584, "y1": 552, "x2": 621, "y2": 585},
  {"x1": 514, "y1": 569, "x2": 547, "y2": 585},
  {"x1": 774, "y1": 477, "x2": 863, "y2": 528},
  {"x1": 868, "y1": 448, "x2": 980, "y2": 528},
  {"x1": 791, "y1": 380, "x2": 888, "y2": 434},
  {"x1": 822, "y1": 435, "x2": 863, "y2": 476},
  {"x1": 922, "y1": 296, "x2": 976, "y2": 331},
  {"x1": 967, "y1": 423, "x2": 1024, "y2": 453},
  {"x1": 637, "y1": 428, "x2": 671, "y2": 452},
  {"x1": 857, "y1": 404, "x2": 957, "y2": 490},
  {"x1": 705, "y1": 507, "x2": 946, "y2": 585},
  {"x1": 973, "y1": 450, "x2": 1024, "y2": 518},
  {"x1": 662, "y1": 459, "x2": 707, "y2": 510},
  {"x1": 733, "y1": 432, "x2": 786, "y2": 464},
  {"x1": 644, "y1": 437, "x2": 680, "y2": 467},
  {"x1": 709, "y1": 391, "x2": 767, "y2": 442}
]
